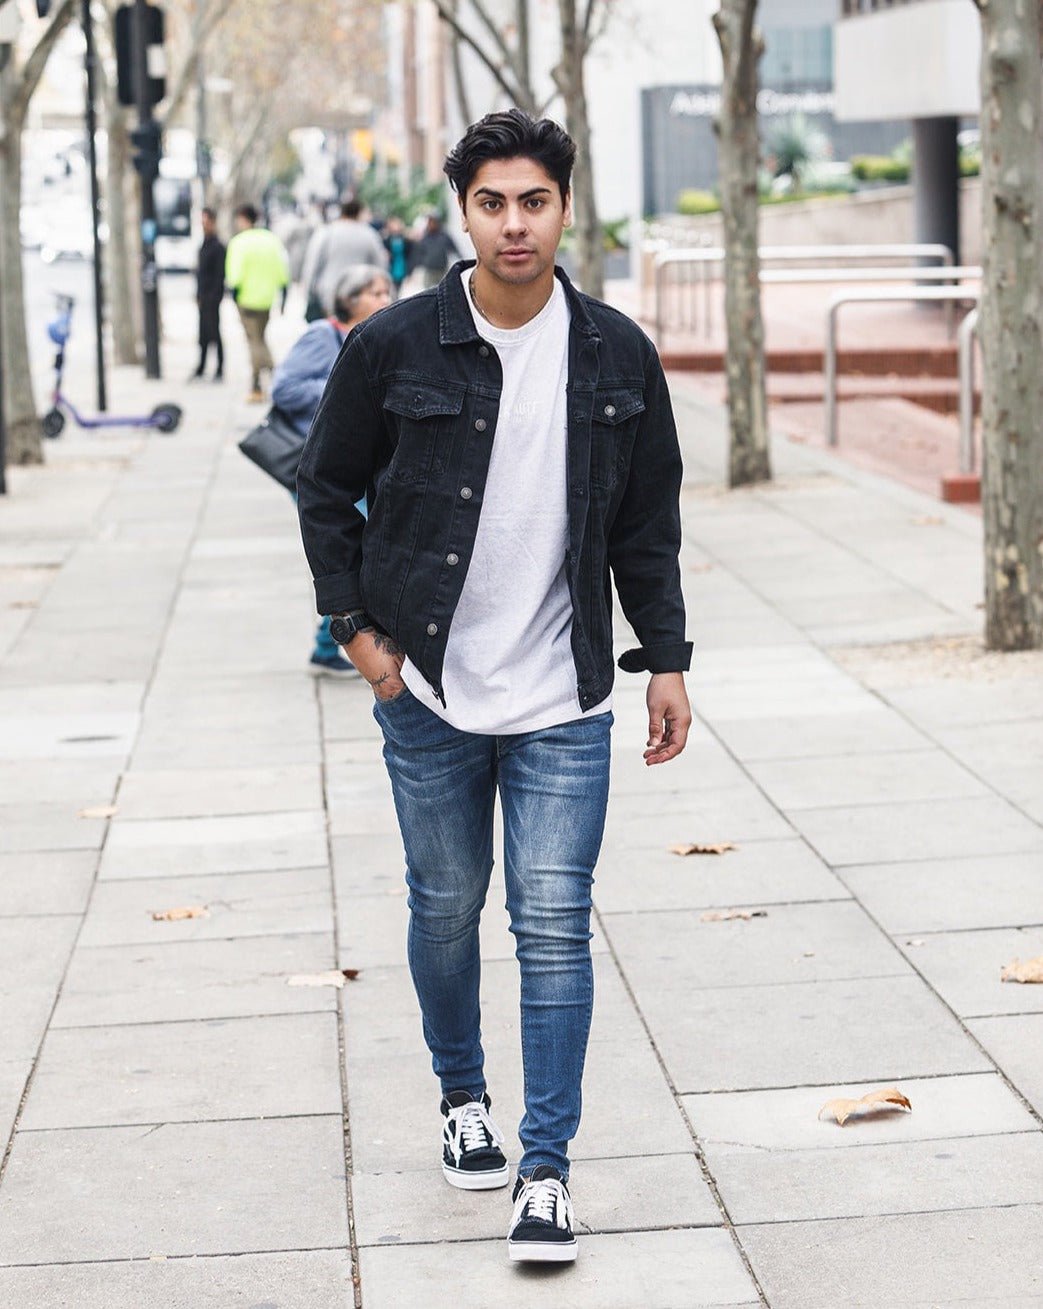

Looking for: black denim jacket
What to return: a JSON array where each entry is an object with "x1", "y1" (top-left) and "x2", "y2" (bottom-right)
[{"x1": 297, "y1": 261, "x2": 692, "y2": 711}]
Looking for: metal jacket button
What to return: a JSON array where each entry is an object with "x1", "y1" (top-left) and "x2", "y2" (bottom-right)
[
  {"x1": 604, "y1": 404, "x2": 616, "y2": 417},
  {"x1": 446, "y1": 553, "x2": 459, "y2": 566},
  {"x1": 474, "y1": 418, "x2": 487, "y2": 432},
  {"x1": 426, "y1": 622, "x2": 439, "y2": 636},
  {"x1": 478, "y1": 345, "x2": 490, "y2": 357},
  {"x1": 460, "y1": 486, "x2": 472, "y2": 499}
]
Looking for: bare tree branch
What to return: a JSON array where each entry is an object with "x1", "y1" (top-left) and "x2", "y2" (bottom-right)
[
  {"x1": 13, "y1": 0, "x2": 77, "y2": 117},
  {"x1": 429, "y1": 0, "x2": 530, "y2": 108},
  {"x1": 159, "y1": 0, "x2": 241, "y2": 129}
]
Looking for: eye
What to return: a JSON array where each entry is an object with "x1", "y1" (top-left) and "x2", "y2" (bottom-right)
[{"x1": 525, "y1": 198, "x2": 545, "y2": 210}]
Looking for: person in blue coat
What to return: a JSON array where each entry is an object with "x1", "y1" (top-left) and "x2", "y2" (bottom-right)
[{"x1": 273, "y1": 263, "x2": 391, "y2": 676}]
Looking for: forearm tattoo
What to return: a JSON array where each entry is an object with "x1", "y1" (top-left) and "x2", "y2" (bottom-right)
[{"x1": 371, "y1": 632, "x2": 404, "y2": 658}]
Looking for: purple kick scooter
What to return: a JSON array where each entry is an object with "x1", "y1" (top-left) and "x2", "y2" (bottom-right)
[{"x1": 42, "y1": 294, "x2": 182, "y2": 438}]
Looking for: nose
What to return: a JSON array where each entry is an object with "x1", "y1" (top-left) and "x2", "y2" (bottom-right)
[{"x1": 502, "y1": 203, "x2": 529, "y2": 236}]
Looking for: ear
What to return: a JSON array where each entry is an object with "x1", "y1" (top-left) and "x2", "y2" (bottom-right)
[
  {"x1": 457, "y1": 192, "x2": 469, "y2": 234},
  {"x1": 562, "y1": 188, "x2": 573, "y2": 229}
]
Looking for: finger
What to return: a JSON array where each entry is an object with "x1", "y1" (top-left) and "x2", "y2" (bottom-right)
[{"x1": 647, "y1": 715, "x2": 664, "y2": 749}]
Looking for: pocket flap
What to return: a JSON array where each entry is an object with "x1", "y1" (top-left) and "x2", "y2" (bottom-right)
[
  {"x1": 592, "y1": 388, "x2": 645, "y2": 425},
  {"x1": 384, "y1": 382, "x2": 465, "y2": 421}
]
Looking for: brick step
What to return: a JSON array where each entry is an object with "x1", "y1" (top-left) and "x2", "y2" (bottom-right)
[
  {"x1": 660, "y1": 344, "x2": 960, "y2": 378},
  {"x1": 766, "y1": 374, "x2": 981, "y2": 417}
]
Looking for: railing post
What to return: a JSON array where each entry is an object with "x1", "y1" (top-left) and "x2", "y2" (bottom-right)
[
  {"x1": 958, "y1": 308, "x2": 979, "y2": 474},
  {"x1": 825, "y1": 299, "x2": 840, "y2": 447}
]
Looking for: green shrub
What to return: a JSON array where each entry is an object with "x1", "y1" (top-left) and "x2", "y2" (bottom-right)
[
  {"x1": 676, "y1": 188, "x2": 720, "y2": 216},
  {"x1": 851, "y1": 154, "x2": 910, "y2": 183}
]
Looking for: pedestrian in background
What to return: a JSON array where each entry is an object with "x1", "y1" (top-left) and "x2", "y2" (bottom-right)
[
  {"x1": 225, "y1": 203, "x2": 290, "y2": 404},
  {"x1": 382, "y1": 215, "x2": 413, "y2": 298},
  {"x1": 409, "y1": 213, "x2": 462, "y2": 288},
  {"x1": 192, "y1": 207, "x2": 225, "y2": 382},
  {"x1": 298, "y1": 110, "x2": 691, "y2": 1263},
  {"x1": 271, "y1": 264, "x2": 391, "y2": 677},
  {"x1": 302, "y1": 197, "x2": 388, "y2": 321}
]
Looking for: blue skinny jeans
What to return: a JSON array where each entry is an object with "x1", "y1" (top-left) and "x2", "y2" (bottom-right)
[{"x1": 373, "y1": 686, "x2": 612, "y2": 1179}]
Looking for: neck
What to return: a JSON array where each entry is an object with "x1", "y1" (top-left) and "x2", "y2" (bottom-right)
[{"x1": 470, "y1": 263, "x2": 555, "y2": 330}]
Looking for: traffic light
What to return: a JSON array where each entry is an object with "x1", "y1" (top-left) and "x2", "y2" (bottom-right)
[
  {"x1": 115, "y1": 3, "x2": 165, "y2": 109},
  {"x1": 130, "y1": 120, "x2": 162, "y2": 180}
]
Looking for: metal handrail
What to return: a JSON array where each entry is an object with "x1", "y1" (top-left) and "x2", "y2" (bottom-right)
[
  {"x1": 958, "y1": 308, "x2": 980, "y2": 474},
  {"x1": 825, "y1": 287, "x2": 981, "y2": 447},
  {"x1": 653, "y1": 242, "x2": 955, "y2": 342}
]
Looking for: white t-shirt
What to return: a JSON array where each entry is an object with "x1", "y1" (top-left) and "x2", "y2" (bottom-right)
[{"x1": 400, "y1": 270, "x2": 612, "y2": 734}]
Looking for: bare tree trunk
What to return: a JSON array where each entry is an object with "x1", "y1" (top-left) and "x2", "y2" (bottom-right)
[
  {"x1": 98, "y1": 48, "x2": 141, "y2": 366},
  {"x1": 713, "y1": 0, "x2": 770, "y2": 488},
  {"x1": 554, "y1": 0, "x2": 602, "y2": 298},
  {"x1": 0, "y1": 102, "x2": 39, "y2": 464},
  {"x1": 976, "y1": 0, "x2": 1043, "y2": 648},
  {"x1": 0, "y1": 0, "x2": 77, "y2": 467}
]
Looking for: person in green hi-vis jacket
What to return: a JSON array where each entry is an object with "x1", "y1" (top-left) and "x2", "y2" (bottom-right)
[{"x1": 225, "y1": 203, "x2": 290, "y2": 403}]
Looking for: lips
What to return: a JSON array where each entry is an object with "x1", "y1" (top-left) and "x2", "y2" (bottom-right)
[{"x1": 501, "y1": 248, "x2": 533, "y2": 257}]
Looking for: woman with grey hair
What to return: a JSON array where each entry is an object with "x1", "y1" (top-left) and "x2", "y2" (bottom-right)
[{"x1": 272, "y1": 263, "x2": 391, "y2": 676}]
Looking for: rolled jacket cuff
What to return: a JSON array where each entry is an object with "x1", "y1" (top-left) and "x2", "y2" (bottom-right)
[
  {"x1": 617, "y1": 641, "x2": 693, "y2": 674},
  {"x1": 314, "y1": 571, "x2": 363, "y2": 616}
]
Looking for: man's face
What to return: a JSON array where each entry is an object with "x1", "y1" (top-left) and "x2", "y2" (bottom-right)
[
  {"x1": 201, "y1": 212, "x2": 215, "y2": 238},
  {"x1": 460, "y1": 156, "x2": 571, "y2": 288},
  {"x1": 234, "y1": 213, "x2": 250, "y2": 233}
]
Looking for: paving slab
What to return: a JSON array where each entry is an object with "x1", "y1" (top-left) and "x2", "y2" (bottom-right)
[
  {"x1": 0, "y1": 801, "x2": 112, "y2": 854},
  {"x1": 602, "y1": 784, "x2": 796, "y2": 846},
  {"x1": 792, "y1": 795, "x2": 1043, "y2": 866},
  {"x1": 967, "y1": 1014, "x2": 1043, "y2": 1116},
  {"x1": 0, "y1": 915, "x2": 81, "y2": 1060},
  {"x1": 331, "y1": 832, "x2": 407, "y2": 897},
  {"x1": 99, "y1": 810, "x2": 328, "y2": 879},
  {"x1": 0, "y1": 757, "x2": 121, "y2": 805},
  {"x1": 77, "y1": 866, "x2": 331, "y2": 947},
  {"x1": 709, "y1": 1129, "x2": 1043, "y2": 1224},
  {"x1": 0, "y1": 1058, "x2": 32, "y2": 1151},
  {"x1": 605, "y1": 900, "x2": 907, "y2": 994},
  {"x1": 359, "y1": 1227, "x2": 759, "y2": 1309},
  {"x1": 115, "y1": 764, "x2": 324, "y2": 819},
  {"x1": 0, "y1": 1249, "x2": 356, "y2": 1309},
  {"x1": 739, "y1": 1205, "x2": 1043, "y2": 1308},
  {"x1": 710, "y1": 709, "x2": 928, "y2": 762},
  {"x1": 681, "y1": 1071, "x2": 1038, "y2": 1153},
  {"x1": 0, "y1": 1116, "x2": 347, "y2": 1264},
  {"x1": 746, "y1": 749, "x2": 988, "y2": 811},
  {"x1": 840, "y1": 852, "x2": 1043, "y2": 933},
  {"x1": 629, "y1": 975, "x2": 990, "y2": 1094},
  {"x1": 20, "y1": 1011, "x2": 342, "y2": 1129},
  {"x1": 896, "y1": 925, "x2": 1043, "y2": 1017},
  {"x1": 0, "y1": 849, "x2": 96, "y2": 916},
  {"x1": 594, "y1": 837, "x2": 847, "y2": 915},
  {"x1": 50, "y1": 932, "x2": 338, "y2": 1028},
  {"x1": 353, "y1": 1153, "x2": 720, "y2": 1247}
]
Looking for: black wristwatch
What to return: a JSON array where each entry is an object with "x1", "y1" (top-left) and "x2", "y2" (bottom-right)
[{"x1": 328, "y1": 612, "x2": 374, "y2": 646}]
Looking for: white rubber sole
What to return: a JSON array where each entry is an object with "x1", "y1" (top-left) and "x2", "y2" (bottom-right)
[
  {"x1": 507, "y1": 1238, "x2": 578, "y2": 1263},
  {"x1": 442, "y1": 1161, "x2": 510, "y2": 1190}
]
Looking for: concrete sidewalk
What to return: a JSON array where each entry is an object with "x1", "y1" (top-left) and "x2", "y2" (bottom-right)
[{"x1": 1, "y1": 286, "x2": 1041, "y2": 1307}]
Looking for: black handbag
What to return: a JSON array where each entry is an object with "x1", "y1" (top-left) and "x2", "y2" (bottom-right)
[{"x1": 238, "y1": 405, "x2": 305, "y2": 493}]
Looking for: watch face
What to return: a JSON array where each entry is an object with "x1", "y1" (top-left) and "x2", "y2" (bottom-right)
[{"x1": 329, "y1": 616, "x2": 354, "y2": 645}]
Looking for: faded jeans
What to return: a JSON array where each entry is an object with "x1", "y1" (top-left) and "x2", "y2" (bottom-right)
[{"x1": 373, "y1": 686, "x2": 612, "y2": 1178}]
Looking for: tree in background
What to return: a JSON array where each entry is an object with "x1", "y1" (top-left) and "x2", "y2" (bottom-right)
[
  {"x1": 971, "y1": 0, "x2": 1043, "y2": 649},
  {"x1": 0, "y1": 0, "x2": 76, "y2": 467},
  {"x1": 712, "y1": 0, "x2": 771, "y2": 487}
]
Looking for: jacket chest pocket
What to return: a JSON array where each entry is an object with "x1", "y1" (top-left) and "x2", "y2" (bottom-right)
[
  {"x1": 590, "y1": 387, "x2": 645, "y2": 490},
  {"x1": 383, "y1": 382, "x2": 465, "y2": 482}
]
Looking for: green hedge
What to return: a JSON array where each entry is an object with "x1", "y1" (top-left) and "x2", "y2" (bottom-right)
[
  {"x1": 676, "y1": 189, "x2": 721, "y2": 216},
  {"x1": 851, "y1": 155, "x2": 910, "y2": 182}
]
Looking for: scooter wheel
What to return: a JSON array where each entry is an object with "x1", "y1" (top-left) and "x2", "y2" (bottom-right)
[
  {"x1": 151, "y1": 403, "x2": 182, "y2": 434},
  {"x1": 42, "y1": 408, "x2": 65, "y2": 438}
]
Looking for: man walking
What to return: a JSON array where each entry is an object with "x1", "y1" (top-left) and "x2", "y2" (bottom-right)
[
  {"x1": 302, "y1": 197, "x2": 388, "y2": 321},
  {"x1": 192, "y1": 207, "x2": 225, "y2": 382},
  {"x1": 225, "y1": 203, "x2": 289, "y2": 403},
  {"x1": 409, "y1": 212, "x2": 462, "y2": 288},
  {"x1": 297, "y1": 110, "x2": 691, "y2": 1264}
]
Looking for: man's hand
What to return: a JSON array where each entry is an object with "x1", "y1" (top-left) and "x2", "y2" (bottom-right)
[
  {"x1": 643, "y1": 672, "x2": 692, "y2": 766},
  {"x1": 342, "y1": 628, "x2": 406, "y2": 701}
]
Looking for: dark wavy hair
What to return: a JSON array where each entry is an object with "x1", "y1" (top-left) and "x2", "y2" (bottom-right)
[{"x1": 444, "y1": 109, "x2": 576, "y2": 208}]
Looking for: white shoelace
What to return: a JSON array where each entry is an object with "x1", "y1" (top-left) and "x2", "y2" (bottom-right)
[
  {"x1": 449, "y1": 1099, "x2": 505, "y2": 1155},
  {"x1": 514, "y1": 1176, "x2": 572, "y2": 1228}
]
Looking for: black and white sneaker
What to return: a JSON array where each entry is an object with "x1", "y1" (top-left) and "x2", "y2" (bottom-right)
[
  {"x1": 440, "y1": 1090, "x2": 509, "y2": 1190},
  {"x1": 507, "y1": 1165, "x2": 578, "y2": 1262}
]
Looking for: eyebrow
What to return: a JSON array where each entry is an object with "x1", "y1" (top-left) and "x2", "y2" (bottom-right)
[{"x1": 472, "y1": 186, "x2": 553, "y2": 201}]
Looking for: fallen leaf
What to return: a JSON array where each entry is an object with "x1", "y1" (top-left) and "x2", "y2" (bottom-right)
[
  {"x1": 9, "y1": 600, "x2": 38, "y2": 609},
  {"x1": 819, "y1": 1086, "x2": 912, "y2": 1126},
  {"x1": 1001, "y1": 956, "x2": 1043, "y2": 984},
  {"x1": 700, "y1": 907, "x2": 767, "y2": 922},
  {"x1": 286, "y1": 968, "x2": 361, "y2": 988},
  {"x1": 670, "y1": 842, "x2": 737, "y2": 856},
  {"x1": 905, "y1": 938, "x2": 926, "y2": 947},
  {"x1": 151, "y1": 905, "x2": 209, "y2": 922},
  {"x1": 78, "y1": 804, "x2": 118, "y2": 819},
  {"x1": 688, "y1": 562, "x2": 715, "y2": 574},
  {"x1": 911, "y1": 515, "x2": 944, "y2": 527}
]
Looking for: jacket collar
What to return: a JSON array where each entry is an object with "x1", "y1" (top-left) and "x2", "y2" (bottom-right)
[{"x1": 437, "y1": 259, "x2": 601, "y2": 345}]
